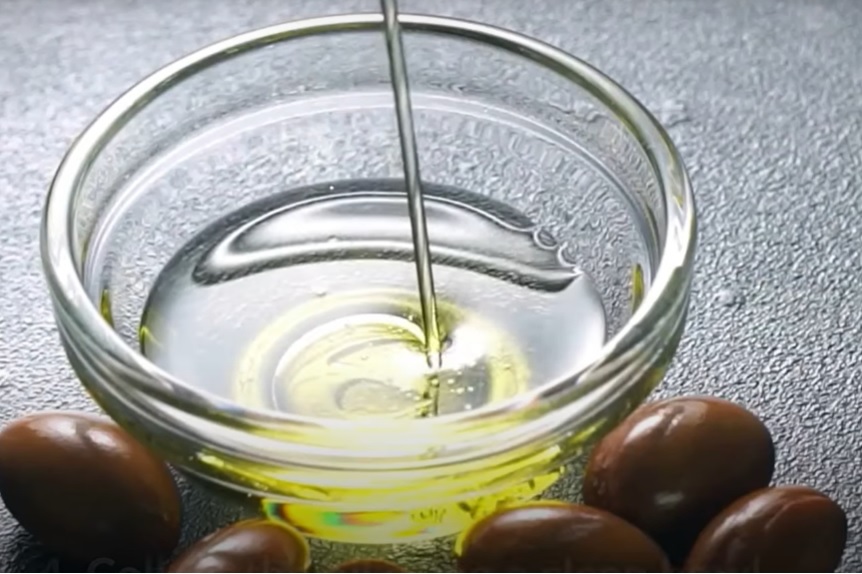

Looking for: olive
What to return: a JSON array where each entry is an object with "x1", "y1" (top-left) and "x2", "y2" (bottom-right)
[
  {"x1": 684, "y1": 485, "x2": 847, "y2": 572},
  {"x1": 0, "y1": 411, "x2": 181, "y2": 563},
  {"x1": 583, "y1": 395, "x2": 774, "y2": 562},
  {"x1": 331, "y1": 558, "x2": 407, "y2": 572},
  {"x1": 456, "y1": 502, "x2": 671, "y2": 572},
  {"x1": 167, "y1": 519, "x2": 310, "y2": 572}
]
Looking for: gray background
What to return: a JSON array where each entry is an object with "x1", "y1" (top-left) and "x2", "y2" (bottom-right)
[{"x1": 1, "y1": 0, "x2": 859, "y2": 571}]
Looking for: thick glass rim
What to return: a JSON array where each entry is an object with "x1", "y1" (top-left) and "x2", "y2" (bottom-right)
[{"x1": 41, "y1": 13, "x2": 696, "y2": 440}]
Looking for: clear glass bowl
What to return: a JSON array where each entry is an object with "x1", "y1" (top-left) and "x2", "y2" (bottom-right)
[{"x1": 41, "y1": 13, "x2": 696, "y2": 545}]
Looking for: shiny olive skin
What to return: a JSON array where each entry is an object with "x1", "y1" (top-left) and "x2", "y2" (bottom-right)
[
  {"x1": 167, "y1": 519, "x2": 310, "y2": 573},
  {"x1": 0, "y1": 411, "x2": 181, "y2": 562},
  {"x1": 583, "y1": 396, "x2": 774, "y2": 562},
  {"x1": 457, "y1": 502, "x2": 671, "y2": 573},
  {"x1": 331, "y1": 559, "x2": 407, "y2": 572},
  {"x1": 684, "y1": 486, "x2": 847, "y2": 573}
]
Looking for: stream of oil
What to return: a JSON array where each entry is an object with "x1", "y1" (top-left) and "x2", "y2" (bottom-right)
[{"x1": 380, "y1": 0, "x2": 444, "y2": 415}]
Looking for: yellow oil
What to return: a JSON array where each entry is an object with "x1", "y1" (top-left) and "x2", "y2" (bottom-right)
[
  {"x1": 631, "y1": 263, "x2": 645, "y2": 312},
  {"x1": 226, "y1": 289, "x2": 530, "y2": 418},
  {"x1": 133, "y1": 181, "x2": 612, "y2": 543},
  {"x1": 195, "y1": 447, "x2": 564, "y2": 543},
  {"x1": 166, "y1": 287, "x2": 567, "y2": 543}
]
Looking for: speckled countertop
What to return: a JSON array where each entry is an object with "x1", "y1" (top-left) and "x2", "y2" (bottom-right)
[{"x1": 2, "y1": 0, "x2": 861, "y2": 571}]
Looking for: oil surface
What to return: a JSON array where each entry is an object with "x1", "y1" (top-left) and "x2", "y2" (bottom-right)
[
  {"x1": 140, "y1": 180, "x2": 607, "y2": 419},
  {"x1": 139, "y1": 179, "x2": 607, "y2": 542}
]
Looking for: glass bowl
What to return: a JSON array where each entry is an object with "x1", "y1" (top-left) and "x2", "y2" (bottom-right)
[{"x1": 40, "y1": 13, "x2": 696, "y2": 545}]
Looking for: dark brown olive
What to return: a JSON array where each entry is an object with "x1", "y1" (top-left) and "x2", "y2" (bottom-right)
[
  {"x1": 583, "y1": 395, "x2": 774, "y2": 562},
  {"x1": 167, "y1": 519, "x2": 310, "y2": 573},
  {"x1": 331, "y1": 559, "x2": 406, "y2": 572},
  {"x1": 456, "y1": 502, "x2": 671, "y2": 572},
  {"x1": 0, "y1": 411, "x2": 181, "y2": 563},
  {"x1": 684, "y1": 486, "x2": 847, "y2": 573}
]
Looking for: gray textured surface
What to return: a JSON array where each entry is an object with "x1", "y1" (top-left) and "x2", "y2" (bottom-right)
[{"x1": 1, "y1": 0, "x2": 860, "y2": 571}]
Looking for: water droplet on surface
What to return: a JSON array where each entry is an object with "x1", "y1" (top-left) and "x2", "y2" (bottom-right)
[
  {"x1": 655, "y1": 100, "x2": 691, "y2": 128},
  {"x1": 715, "y1": 288, "x2": 745, "y2": 308}
]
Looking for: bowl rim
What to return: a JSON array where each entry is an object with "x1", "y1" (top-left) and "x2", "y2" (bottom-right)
[{"x1": 41, "y1": 12, "x2": 696, "y2": 442}]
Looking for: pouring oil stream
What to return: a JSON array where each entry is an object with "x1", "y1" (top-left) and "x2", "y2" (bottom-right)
[{"x1": 379, "y1": 0, "x2": 443, "y2": 414}]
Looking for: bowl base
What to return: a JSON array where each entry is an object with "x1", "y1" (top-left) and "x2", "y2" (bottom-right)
[{"x1": 185, "y1": 453, "x2": 563, "y2": 544}]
